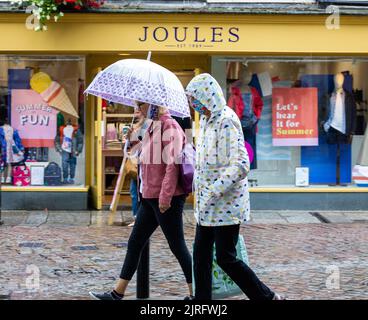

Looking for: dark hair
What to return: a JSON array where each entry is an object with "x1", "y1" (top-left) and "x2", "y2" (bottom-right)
[{"x1": 172, "y1": 116, "x2": 192, "y2": 131}]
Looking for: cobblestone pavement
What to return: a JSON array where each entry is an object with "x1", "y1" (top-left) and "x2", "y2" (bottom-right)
[{"x1": 1, "y1": 210, "x2": 368, "y2": 300}]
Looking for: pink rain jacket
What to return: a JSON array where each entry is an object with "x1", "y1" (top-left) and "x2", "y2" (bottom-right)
[{"x1": 139, "y1": 112, "x2": 186, "y2": 206}]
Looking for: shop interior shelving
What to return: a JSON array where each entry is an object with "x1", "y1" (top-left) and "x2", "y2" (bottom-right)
[{"x1": 102, "y1": 105, "x2": 134, "y2": 205}]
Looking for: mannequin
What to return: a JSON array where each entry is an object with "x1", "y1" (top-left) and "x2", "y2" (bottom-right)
[
  {"x1": 323, "y1": 73, "x2": 357, "y2": 185},
  {"x1": 228, "y1": 68, "x2": 263, "y2": 170},
  {"x1": 0, "y1": 114, "x2": 25, "y2": 184},
  {"x1": 55, "y1": 118, "x2": 84, "y2": 184}
]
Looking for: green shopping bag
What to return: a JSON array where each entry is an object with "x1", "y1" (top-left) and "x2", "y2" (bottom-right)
[{"x1": 193, "y1": 235, "x2": 249, "y2": 299}]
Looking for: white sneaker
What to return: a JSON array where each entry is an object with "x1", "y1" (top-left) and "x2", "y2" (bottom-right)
[
  {"x1": 128, "y1": 221, "x2": 135, "y2": 227},
  {"x1": 5, "y1": 177, "x2": 11, "y2": 184},
  {"x1": 1, "y1": 177, "x2": 4, "y2": 183},
  {"x1": 273, "y1": 293, "x2": 286, "y2": 300}
]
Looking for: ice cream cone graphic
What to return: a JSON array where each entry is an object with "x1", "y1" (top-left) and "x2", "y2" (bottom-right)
[
  {"x1": 40, "y1": 81, "x2": 79, "y2": 118},
  {"x1": 31, "y1": 72, "x2": 79, "y2": 118}
]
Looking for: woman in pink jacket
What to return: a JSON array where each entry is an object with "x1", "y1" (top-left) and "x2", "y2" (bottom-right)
[{"x1": 90, "y1": 103, "x2": 193, "y2": 300}]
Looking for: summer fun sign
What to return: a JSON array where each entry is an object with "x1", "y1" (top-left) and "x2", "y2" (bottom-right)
[
  {"x1": 272, "y1": 88, "x2": 318, "y2": 147},
  {"x1": 11, "y1": 89, "x2": 57, "y2": 148}
]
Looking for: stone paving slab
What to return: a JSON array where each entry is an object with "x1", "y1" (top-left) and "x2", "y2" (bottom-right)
[
  {"x1": 250, "y1": 212, "x2": 288, "y2": 221},
  {"x1": 284, "y1": 216, "x2": 321, "y2": 224},
  {"x1": 47, "y1": 211, "x2": 91, "y2": 226},
  {"x1": 0, "y1": 211, "x2": 28, "y2": 226},
  {"x1": 22, "y1": 211, "x2": 48, "y2": 227},
  {"x1": 342, "y1": 212, "x2": 368, "y2": 221},
  {"x1": 249, "y1": 218, "x2": 288, "y2": 224},
  {"x1": 91, "y1": 211, "x2": 134, "y2": 226}
]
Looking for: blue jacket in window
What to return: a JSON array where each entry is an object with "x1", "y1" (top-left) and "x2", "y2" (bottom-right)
[{"x1": 0, "y1": 126, "x2": 24, "y2": 171}]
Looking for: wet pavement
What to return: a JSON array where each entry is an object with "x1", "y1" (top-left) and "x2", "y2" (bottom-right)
[{"x1": 1, "y1": 210, "x2": 368, "y2": 300}]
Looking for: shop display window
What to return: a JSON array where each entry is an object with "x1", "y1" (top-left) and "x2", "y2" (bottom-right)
[
  {"x1": 212, "y1": 56, "x2": 368, "y2": 187},
  {"x1": 0, "y1": 55, "x2": 86, "y2": 187}
]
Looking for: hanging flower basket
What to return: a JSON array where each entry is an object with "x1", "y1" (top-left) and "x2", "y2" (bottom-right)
[{"x1": 20, "y1": 0, "x2": 104, "y2": 31}]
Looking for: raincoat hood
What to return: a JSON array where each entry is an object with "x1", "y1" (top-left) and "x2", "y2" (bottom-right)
[{"x1": 186, "y1": 73, "x2": 227, "y2": 114}]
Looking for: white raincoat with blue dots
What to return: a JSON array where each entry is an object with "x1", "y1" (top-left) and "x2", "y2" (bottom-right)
[{"x1": 186, "y1": 73, "x2": 251, "y2": 227}]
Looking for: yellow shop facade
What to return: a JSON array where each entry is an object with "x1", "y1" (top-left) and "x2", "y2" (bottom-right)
[{"x1": 1, "y1": 11, "x2": 368, "y2": 210}]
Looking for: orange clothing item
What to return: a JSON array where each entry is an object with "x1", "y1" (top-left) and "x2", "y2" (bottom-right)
[{"x1": 58, "y1": 125, "x2": 79, "y2": 145}]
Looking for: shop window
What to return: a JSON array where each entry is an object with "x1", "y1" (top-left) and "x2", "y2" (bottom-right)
[
  {"x1": 0, "y1": 55, "x2": 86, "y2": 187},
  {"x1": 212, "y1": 56, "x2": 368, "y2": 187}
]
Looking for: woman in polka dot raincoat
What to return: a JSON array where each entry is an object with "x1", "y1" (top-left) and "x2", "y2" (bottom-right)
[{"x1": 186, "y1": 73, "x2": 284, "y2": 301}]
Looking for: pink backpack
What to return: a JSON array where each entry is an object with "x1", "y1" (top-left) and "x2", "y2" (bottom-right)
[{"x1": 12, "y1": 165, "x2": 31, "y2": 186}]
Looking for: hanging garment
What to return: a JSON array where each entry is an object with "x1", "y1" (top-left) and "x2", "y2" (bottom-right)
[
  {"x1": 240, "y1": 92, "x2": 258, "y2": 169},
  {"x1": 61, "y1": 125, "x2": 74, "y2": 153},
  {"x1": 228, "y1": 86, "x2": 263, "y2": 170},
  {"x1": 243, "y1": 124, "x2": 258, "y2": 170},
  {"x1": 227, "y1": 86, "x2": 263, "y2": 131},
  {"x1": 324, "y1": 90, "x2": 357, "y2": 144},
  {"x1": 55, "y1": 125, "x2": 84, "y2": 156},
  {"x1": 227, "y1": 86, "x2": 244, "y2": 119},
  {"x1": 0, "y1": 124, "x2": 24, "y2": 164},
  {"x1": 240, "y1": 92, "x2": 258, "y2": 130},
  {"x1": 328, "y1": 91, "x2": 346, "y2": 134},
  {"x1": 57, "y1": 112, "x2": 65, "y2": 129}
]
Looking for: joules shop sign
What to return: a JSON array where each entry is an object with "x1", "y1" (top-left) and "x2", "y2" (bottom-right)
[{"x1": 138, "y1": 26, "x2": 240, "y2": 48}]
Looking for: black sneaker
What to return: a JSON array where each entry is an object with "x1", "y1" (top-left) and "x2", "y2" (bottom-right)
[
  {"x1": 184, "y1": 295, "x2": 195, "y2": 300},
  {"x1": 89, "y1": 290, "x2": 124, "y2": 300}
]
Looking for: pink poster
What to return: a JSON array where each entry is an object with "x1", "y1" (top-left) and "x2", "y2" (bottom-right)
[{"x1": 11, "y1": 89, "x2": 57, "y2": 147}]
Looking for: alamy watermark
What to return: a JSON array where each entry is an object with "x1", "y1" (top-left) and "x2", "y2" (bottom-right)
[
  {"x1": 4, "y1": 264, "x2": 41, "y2": 293},
  {"x1": 129, "y1": 120, "x2": 246, "y2": 166},
  {"x1": 326, "y1": 265, "x2": 340, "y2": 290},
  {"x1": 25, "y1": 5, "x2": 42, "y2": 31},
  {"x1": 25, "y1": 264, "x2": 40, "y2": 292},
  {"x1": 325, "y1": 5, "x2": 341, "y2": 30}
]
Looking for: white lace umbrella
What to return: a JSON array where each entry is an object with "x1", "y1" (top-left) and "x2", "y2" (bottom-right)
[{"x1": 85, "y1": 58, "x2": 190, "y2": 117}]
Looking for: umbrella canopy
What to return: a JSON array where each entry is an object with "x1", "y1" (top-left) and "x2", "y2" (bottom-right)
[{"x1": 85, "y1": 59, "x2": 190, "y2": 117}]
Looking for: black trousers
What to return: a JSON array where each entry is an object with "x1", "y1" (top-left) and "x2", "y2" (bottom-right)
[
  {"x1": 326, "y1": 127, "x2": 350, "y2": 144},
  {"x1": 193, "y1": 224, "x2": 275, "y2": 300},
  {"x1": 120, "y1": 195, "x2": 192, "y2": 284}
]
